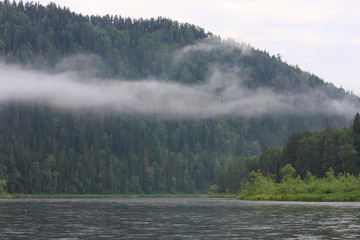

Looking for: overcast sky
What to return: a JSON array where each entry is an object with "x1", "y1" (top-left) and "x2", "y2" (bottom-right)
[{"x1": 36, "y1": 0, "x2": 360, "y2": 94}]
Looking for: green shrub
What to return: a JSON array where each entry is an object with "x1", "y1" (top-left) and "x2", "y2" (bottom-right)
[
  {"x1": 239, "y1": 165, "x2": 360, "y2": 201},
  {"x1": 0, "y1": 179, "x2": 7, "y2": 194}
]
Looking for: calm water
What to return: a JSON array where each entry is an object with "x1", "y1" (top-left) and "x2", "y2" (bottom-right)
[{"x1": 0, "y1": 198, "x2": 360, "y2": 239}]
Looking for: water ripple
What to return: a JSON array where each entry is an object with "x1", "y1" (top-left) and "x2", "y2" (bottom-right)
[{"x1": 1, "y1": 198, "x2": 360, "y2": 239}]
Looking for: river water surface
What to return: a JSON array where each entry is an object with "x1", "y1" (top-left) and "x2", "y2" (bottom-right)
[{"x1": 0, "y1": 197, "x2": 360, "y2": 239}]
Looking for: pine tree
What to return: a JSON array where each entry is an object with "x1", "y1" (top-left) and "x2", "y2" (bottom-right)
[
  {"x1": 322, "y1": 121, "x2": 335, "y2": 176},
  {"x1": 353, "y1": 113, "x2": 360, "y2": 153}
]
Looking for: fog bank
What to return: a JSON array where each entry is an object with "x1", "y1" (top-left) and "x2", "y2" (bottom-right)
[{"x1": 0, "y1": 62, "x2": 358, "y2": 119}]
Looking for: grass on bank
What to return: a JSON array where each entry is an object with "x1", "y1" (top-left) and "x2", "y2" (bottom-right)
[{"x1": 237, "y1": 164, "x2": 360, "y2": 201}]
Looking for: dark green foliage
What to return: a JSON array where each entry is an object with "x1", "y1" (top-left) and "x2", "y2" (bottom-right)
[
  {"x1": 230, "y1": 115, "x2": 360, "y2": 187},
  {"x1": 238, "y1": 165, "x2": 360, "y2": 202},
  {"x1": 0, "y1": 104, "x2": 254, "y2": 194},
  {"x1": 0, "y1": 0, "x2": 208, "y2": 79},
  {"x1": 0, "y1": 0, "x2": 344, "y2": 92},
  {"x1": 259, "y1": 147, "x2": 282, "y2": 179},
  {"x1": 322, "y1": 121, "x2": 336, "y2": 176},
  {"x1": 282, "y1": 132, "x2": 303, "y2": 167},
  {"x1": 353, "y1": 113, "x2": 360, "y2": 153},
  {"x1": 217, "y1": 114, "x2": 360, "y2": 193},
  {"x1": 338, "y1": 144, "x2": 359, "y2": 175},
  {"x1": 295, "y1": 134, "x2": 322, "y2": 177},
  {"x1": 0, "y1": 1, "x2": 358, "y2": 194}
]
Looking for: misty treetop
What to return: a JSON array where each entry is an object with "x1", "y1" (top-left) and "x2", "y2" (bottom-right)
[
  {"x1": 0, "y1": 0, "x2": 350, "y2": 94},
  {"x1": 0, "y1": 0, "x2": 208, "y2": 79},
  {"x1": 2, "y1": 61, "x2": 358, "y2": 119},
  {"x1": 0, "y1": 1, "x2": 359, "y2": 195},
  {"x1": 0, "y1": 0, "x2": 358, "y2": 119}
]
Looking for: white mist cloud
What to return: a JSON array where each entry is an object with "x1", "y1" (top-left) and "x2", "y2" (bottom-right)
[
  {"x1": 172, "y1": 39, "x2": 252, "y2": 65},
  {"x1": 0, "y1": 61, "x2": 358, "y2": 119},
  {"x1": 34, "y1": 0, "x2": 360, "y2": 95}
]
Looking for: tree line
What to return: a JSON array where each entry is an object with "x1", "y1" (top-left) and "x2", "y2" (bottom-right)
[
  {"x1": 1, "y1": 104, "x2": 324, "y2": 194},
  {"x1": 216, "y1": 114, "x2": 360, "y2": 193}
]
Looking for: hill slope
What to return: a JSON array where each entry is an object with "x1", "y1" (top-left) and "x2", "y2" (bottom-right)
[{"x1": 0, "y1": 1, "x2": 358, "y2": 194}]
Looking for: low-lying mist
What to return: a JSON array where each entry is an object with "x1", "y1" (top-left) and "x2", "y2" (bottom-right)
[{"x1": 0, "y1": 61, "x2": 358, "y2": 120}]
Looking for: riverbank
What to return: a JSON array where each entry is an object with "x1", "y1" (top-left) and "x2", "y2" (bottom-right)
[
  {"x1": 237, "y1": 191, "x2": 360, "y2": 202},
  {"x1": 0, "y1": 193, "x2": 237, "y2": 199},
  {"x1": 3, "y1": 192, "x2": 360, "y2": 202},
  {"x1": 237, "y1": 166, "x2": 360, "y2": 202}
]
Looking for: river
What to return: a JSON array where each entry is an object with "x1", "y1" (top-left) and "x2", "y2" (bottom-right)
[{"x1": 0, "y1": 197, "x2": 360, "y2": 239}]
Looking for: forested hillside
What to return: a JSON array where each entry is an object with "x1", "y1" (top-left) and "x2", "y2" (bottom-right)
[
  {"x1": 216, "y1": 114, "x2": 360, "y2": 193},
  {"x1": 0, "y1": 1, "x2": 358, "y2": 194}
]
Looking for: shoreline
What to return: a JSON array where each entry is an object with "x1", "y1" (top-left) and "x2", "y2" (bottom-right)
[
  {"x1": 0, "y1": 193, "x2": 237, "y2": 199},
  {"x1": 237, "y1": 191, "x2": 360, "y2": 202},
  {"x1": 2, "y1": 192, "x2": 360, "y2": 202}
]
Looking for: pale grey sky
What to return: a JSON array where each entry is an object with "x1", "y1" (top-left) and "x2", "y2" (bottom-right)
[{"x1": 37, "y1": 0, "x2": 360, "y2": 94}]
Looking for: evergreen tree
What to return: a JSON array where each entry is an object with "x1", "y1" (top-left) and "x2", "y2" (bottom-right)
[
  {"x1": 322, "y1": 121, "x2": 336, "y2": 176},
  {"x1": 338, "y1": 144, "x2": 359, "y2": 175},
  {"x1": 353, "y1": 113, "x2": 360, "y2": 153}
]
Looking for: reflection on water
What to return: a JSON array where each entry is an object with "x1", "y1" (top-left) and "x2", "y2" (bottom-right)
[{"x1": 0, "y1": 198, "x2": 360, "y2": 239}]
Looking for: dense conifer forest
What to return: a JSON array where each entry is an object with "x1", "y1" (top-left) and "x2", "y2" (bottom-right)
[
  {"x1": 217, "y1": 114, "x2": 360, "y2": 193},
  {"x1": 0, "y1": 1, "x2": 359, "y2": 194}
]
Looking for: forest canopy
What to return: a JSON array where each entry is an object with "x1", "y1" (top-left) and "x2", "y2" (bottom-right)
[{"x1": 0, "y1": 1, "x2": 359, "y2": 194}]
